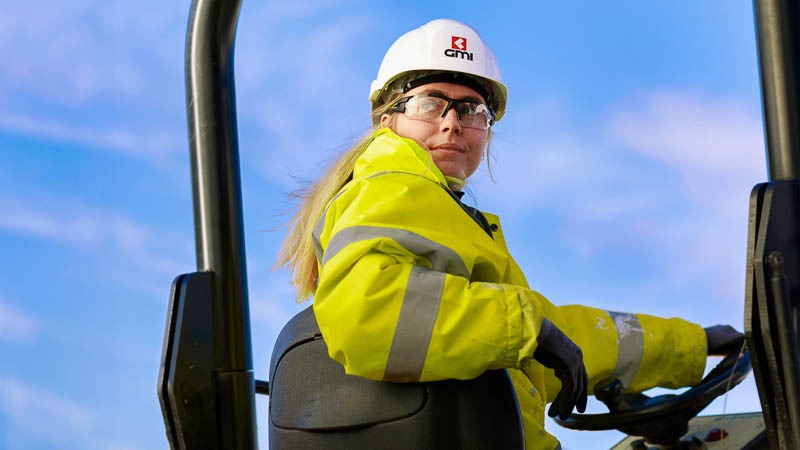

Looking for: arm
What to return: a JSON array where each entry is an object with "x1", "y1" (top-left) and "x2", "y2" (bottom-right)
[{"x1": 539, "y1": 304, "x2": 707, "y2": 401}]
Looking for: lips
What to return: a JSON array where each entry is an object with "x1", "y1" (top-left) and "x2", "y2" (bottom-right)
[{"x1": 431, "y1": 144, "x2": 464, "y2": 152}]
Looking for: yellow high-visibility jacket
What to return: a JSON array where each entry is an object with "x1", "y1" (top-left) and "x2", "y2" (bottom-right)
[{"x1": 312, "y1": 128, "x2": 707, "y2": 449}]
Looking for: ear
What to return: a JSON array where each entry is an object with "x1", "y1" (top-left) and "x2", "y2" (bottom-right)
[{"x1": 380, "y1": 114, "x2": 391, "y2": 127}]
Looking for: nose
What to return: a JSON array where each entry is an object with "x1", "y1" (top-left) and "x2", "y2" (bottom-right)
[{"x1": 439, "y1": 108, "x2": 462, "y2": 133}]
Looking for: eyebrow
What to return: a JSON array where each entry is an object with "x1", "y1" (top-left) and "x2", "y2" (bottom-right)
[{"x1": 416, "y1": 89, "x2": 484, "y2": 104}]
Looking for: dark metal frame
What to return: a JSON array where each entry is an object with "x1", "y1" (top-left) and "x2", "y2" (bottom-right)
[
  {"x1": 747, "y1": 1, "x2": 800, "y2": 449},
  {"x1": 158, "y1": 0, "x2": 258, "y2": 448},
  {"x1": 754, "y1": 0, "x2": 800, "y2": 180}
]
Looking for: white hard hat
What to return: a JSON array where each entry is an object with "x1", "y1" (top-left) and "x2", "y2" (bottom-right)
[{"x1": 370, "y1": 19, "x2": 508, "y2": 121}]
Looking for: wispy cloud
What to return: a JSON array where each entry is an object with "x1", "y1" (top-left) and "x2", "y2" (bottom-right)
[
  {"x1": 473, "y1": 99, "x2": 650, "y2": 214},
  {"x1": 102, "y1": 444, "x2": 146, "y2": 450},
  {"x1": 0, "y1": 196, "x2": 101, "y2": 248},
  {"x1": 0, "y1": 195, "x2": 142, "y2": 251},
  {"x1": 259, "y1": 0, "x2": 352, "y2": 22},
  {"x1": 0, "y1": 111, "x2": 185, "y2": 166},
  {"x1": 480, "y1": 89, "x2": 765, "y2": 209},
  {"x1": 0, "y1": 376, "x2": 93, "y2": 442},
  {"x1": 1, "y1": 0, "x2": 373, "y2": 171},
  {"x1": 0, "y1": 1, "x2": 186, "y2": 164},
  {"x1": 0, "y1": 1, "x2": 184, "y2": 105},
  {"x1": 0, "y1": 194, "x2": 192, "y2": 286},
  {"x1": 0, "y1": 375, "x2": 146, "y2": 450},
  {"x1": 610, "y1": 90, "x2": 764, "y2": 174},
  {"x1": 0, "y1": 297, "x2": 40, "y2": 344},
  {"x1": 237, "y1": 0, "x2": 369, "y2": 95},
  {"x1": 609, "y1": 90, "x2": 766, "y2": 218},
  {"x1": 604, "y1": 90, "x2": 764, "y2": 305},
  {"x1": 235, "y1": 8, "x2": 379, "y2": 188}
]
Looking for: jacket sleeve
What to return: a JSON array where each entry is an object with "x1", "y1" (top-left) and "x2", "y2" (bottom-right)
[
  {"x1": 312, "y1": 172, "x2": 546, "y2": 382},
  {"x1": 538, "y1": 303, "x2": 708, "y2": 401}
]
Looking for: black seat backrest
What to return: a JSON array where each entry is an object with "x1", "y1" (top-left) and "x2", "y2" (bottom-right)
[{"x1": 268, "y1": 306, "x2": 526, "y2": 450}]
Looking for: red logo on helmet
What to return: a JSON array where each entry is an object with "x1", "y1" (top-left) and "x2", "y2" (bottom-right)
[
  {"x1": 451, "y1": 36, "x2": 467, "y2": 51},
  {"x1": 445, "y1": 36, "x2": 473, "y2": 61}
]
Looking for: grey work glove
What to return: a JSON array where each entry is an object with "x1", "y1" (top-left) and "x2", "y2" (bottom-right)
[
  {"x1": 705, "y1": 324, "x2": 745, "y2": 356},
  {"x1": 533, "y1": 318, "x2": 588, "y2": 420}
]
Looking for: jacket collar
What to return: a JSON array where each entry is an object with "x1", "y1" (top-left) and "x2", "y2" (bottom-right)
[{"x1": 354, "y1": 128, "x2": 448, "y2": 187}]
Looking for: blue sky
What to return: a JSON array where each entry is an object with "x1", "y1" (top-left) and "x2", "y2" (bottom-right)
[{"x1": 0, "y1": 1, "x2": 767, "y2": 449}]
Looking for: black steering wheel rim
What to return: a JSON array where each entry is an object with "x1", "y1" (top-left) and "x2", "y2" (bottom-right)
[{"x1": 555, "y1": 346, "x2": 751, "y2": 432}]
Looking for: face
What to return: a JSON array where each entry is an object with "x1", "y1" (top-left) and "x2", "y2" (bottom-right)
[{"x1": 381, "y1": 82, "x2": 489, "y2": 184}]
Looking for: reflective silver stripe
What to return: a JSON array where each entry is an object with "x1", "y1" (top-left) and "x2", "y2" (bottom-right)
[
  {"x1": 312, "y1": 188, "x2": 351, "y2": 262},
  {"x1": 322, "y1": 225, "x2": 470, "y2": 278},
  {"x1": 309, "y1": 183, "x2": 470, "y2": 382},
  {"x1": 383, "y1": 266, "x2": 445, "y2": 382},
  {"x1": 310, "y1": 170, "x2": 450, "y2": 264},
  {"x1": 608, "y1": 311, "x2": 644, "y2": 388},
  {"x1": 312, "y1": 213, "x2": 326, "y2": 262}
]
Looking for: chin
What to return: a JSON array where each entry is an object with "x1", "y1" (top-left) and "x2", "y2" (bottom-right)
[{"x1": 439, "y1": 168, "x2": 465, "y2": 180}]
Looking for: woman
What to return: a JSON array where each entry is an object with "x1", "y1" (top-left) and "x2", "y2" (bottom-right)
[{"x1": 278, "y1": 18, "x2": 743, "y2": 450}]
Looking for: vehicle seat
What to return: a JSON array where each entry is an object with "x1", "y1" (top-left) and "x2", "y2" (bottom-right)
[{"x1": 268, "y1": 306, "x2": 526, "y2": 450}]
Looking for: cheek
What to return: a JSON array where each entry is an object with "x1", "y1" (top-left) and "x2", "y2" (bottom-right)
[
  {"x1": 469, "y1": 136, "x2": 488, "y2": 163},
  {"x1": 469, "y1": 137, "x2": 489, "y2": 172},
  {"x1": 469, "y1": 145, "x2": 485, "y2": 169},
  {"x1": 392, "y1": 115, "x2": 435, "y2": 142}
]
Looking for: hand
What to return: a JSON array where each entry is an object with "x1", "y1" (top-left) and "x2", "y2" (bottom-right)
[
  {"x1": 704, "y1": 325, "x2": 745, "y2": 356},
  {"x1": 533, "y1": 318, "x2": 588, "y2": 420}
]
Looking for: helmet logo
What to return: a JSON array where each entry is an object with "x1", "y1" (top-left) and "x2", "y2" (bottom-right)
[
  {"x1": 445, "y1": 35, "x2": 473, "y2": 61},
  {"x1": 451, "y1": 36, "x2": 467, "y2": 51}
]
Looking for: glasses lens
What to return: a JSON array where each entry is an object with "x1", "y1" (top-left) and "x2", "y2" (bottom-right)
[
  {"x1": 405, "y1": 96, "x2": 448, "y2": 120},
  {"x1": 455, "y1": 103, "x2": 491, "y2": 130},
  {"x1": 401, "y1": 94, "x2": 491, "y2": 130}
]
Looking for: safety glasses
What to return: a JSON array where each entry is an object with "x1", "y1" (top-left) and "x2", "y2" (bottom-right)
[{"x1": 389, "y1": 93, "x2": 494, "y2": 130}]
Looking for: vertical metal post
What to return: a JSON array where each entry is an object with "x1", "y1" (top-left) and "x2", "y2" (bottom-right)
[
  {"x1": 754, "y1": 0, "x2": 800, "y2": 180},
  {"x1": 749, "y1": 2, "x2": 800, "y2": 448},
  {"x1": 185, "y1": 0, "x2": 257, "y2": 448}
]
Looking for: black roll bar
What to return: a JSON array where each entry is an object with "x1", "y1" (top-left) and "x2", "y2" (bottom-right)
[
  {"x1": 158, "y1": 0, "x2": 257, "y2": 448},
  {"x1": 754, "y1": 0, "x2": 800, "y2": 180},
  {"x1": 184, "y1": 0, "x2": 257, "y2": 446}
]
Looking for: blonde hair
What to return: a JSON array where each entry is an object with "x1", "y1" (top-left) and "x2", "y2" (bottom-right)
[
  {"x1": 276, "y1": 97, "x2": 401, "y2": 301},
  {"x1": 277, "y1": 90, "x2": 495, "y2": 302}
]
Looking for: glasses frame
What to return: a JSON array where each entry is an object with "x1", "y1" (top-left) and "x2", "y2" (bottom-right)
[{"x1": 389, "y1": 93, "x2": 495, "y2": 130}]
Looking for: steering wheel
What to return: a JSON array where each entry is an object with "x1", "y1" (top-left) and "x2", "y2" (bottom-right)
[{"x1": 554, "y1": 346, "x2": 751, "y2": 446}]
